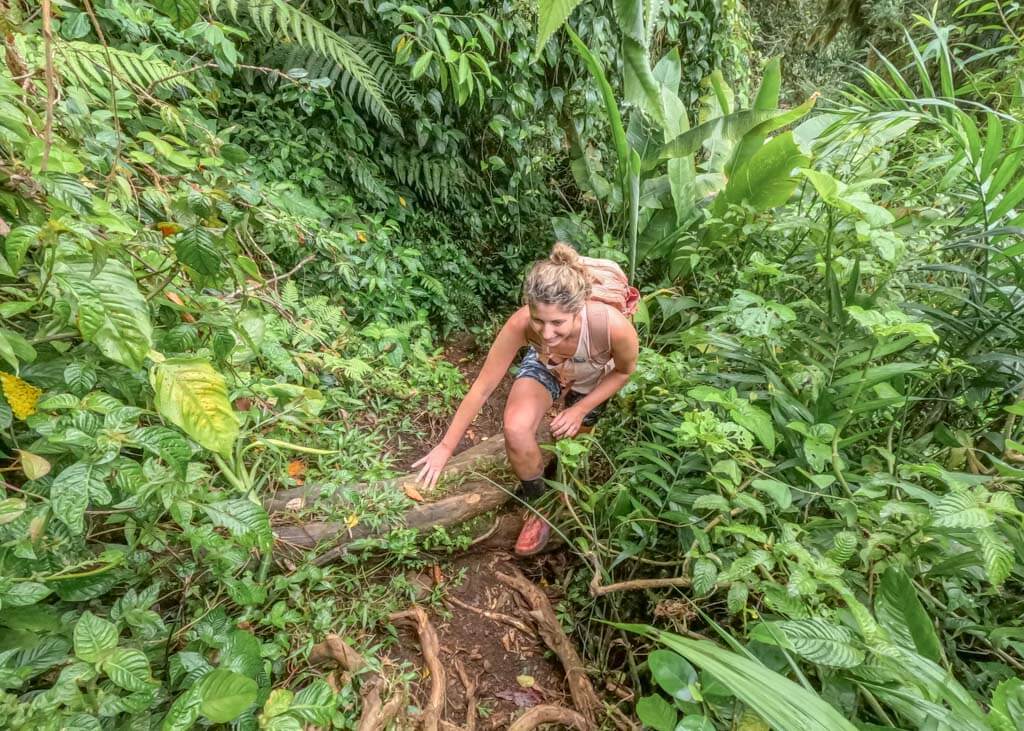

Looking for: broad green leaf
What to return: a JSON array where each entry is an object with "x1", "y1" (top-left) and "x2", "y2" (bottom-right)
[
  {"x1": 163, "y1": 684, "x2": 203, "y2": 731},
  {"x1": 755, "y1": 619, "x2": 865, "y2": 668},
  {"x1": 52, "y1": 462, "x2": 105, "y2": 534},
  {"x1": 201, "y1": 500, "x2": 272, "y2": 551},
  {"x1": 623, "y1": 625, "x2": 858, "y2": 731},
  {"x1": 649, "y1": 649, "x2": 697, "y2": 702},
  {"x1": 149, "y1": 0, "x2": 200, "y2": 27},
  {"x1": 875, "y1": 567, "x2": 942, "y2": 664},
  {"x1": 800, "y1": 169, "x2": 894, "y2": 227},
  {"x1": 150, "y1": 357, "x2": 239, "y2": 458},
  {"x1": 716, "y1": 132, "x2": 809, "y2": 213},
  {"x1": 2, "y1": 580, "x2": 51, "y2": 607},
  {"x1": 74, "y1": 611, "x2": 118, "y2": 663},
  {"x1": 262, "y1": 688, "x2": 294, "y2": 718},
  {"x1": 979, "y1": 529, "x2": 1014, "y2": 586},
  {"x1": 533, "y1": 0, "x2": 583, "y2": 58},
  {"x1": 103, "y1": 647, "x2": 154, "y2": 691},
  {"x1": 932, "y1": 490, "x2": 992, "y2": 529},
  {"x1": 636, "y1": 694, "x2": 677, "y2": 731},
  {"x1": 289, "y1": 680, "x2": 334, "y2": 723},
  {"x1": 751, "y1": 479, "x2": 792, "y2": 510},
  {"x1": 692, "y1": 494, "x2": 731, "y2": 513},
  {"x1": 53, "y1": 256, "x2": 153, "y2": 370},
  {"x1": 173, "y1": 227, "x2": 221, "y2": 276},
  {"x1": 198, "y1": 668, "x2": 258, "y2": 723},
  {"x1": 5, "y1": 225, "x2": 39, "y2": 272},
  {"x1": 729, "y1": 401, "x2": 776, "y2": 453},
  {"x1": 692, "y1": 558, "x2": 717, "y2": 597}
]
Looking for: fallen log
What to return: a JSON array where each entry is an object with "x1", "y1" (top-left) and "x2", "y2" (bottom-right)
[{"x1": 266, "y1": 435, "x2": 512, "y2": 513}]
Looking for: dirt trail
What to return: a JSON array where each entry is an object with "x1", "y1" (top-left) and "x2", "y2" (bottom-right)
[{"x1": 282, "y1": 339, "x2": 629, "y2": 729}]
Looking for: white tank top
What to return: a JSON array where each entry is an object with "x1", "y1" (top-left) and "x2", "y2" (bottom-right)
[{"x1": 533, "y1": 304, "x2": 615, "y2": 394}]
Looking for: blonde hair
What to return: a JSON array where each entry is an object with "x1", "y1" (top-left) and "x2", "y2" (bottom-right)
[{"x1": 523, "y1": 242, "x2": 592, "y2": 313}]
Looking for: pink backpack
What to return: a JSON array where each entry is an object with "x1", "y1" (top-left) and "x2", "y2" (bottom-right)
[{"x1": 580, "y1": 256, "x2": 640, "y2": 316}]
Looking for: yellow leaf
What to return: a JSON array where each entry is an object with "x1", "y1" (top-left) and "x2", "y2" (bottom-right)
[
  {"x1": 516, "y1": 675, "x2": 534, "y2": 688},
  {"x1": 17, "y1": 450, "x2": 50, "y2": 480},
  {"x1": 345, "y1": 514, "x2": 359, "y2": 529},
  {"x1": 403, "y1": 483, "x2": 424, "y2": 502}
]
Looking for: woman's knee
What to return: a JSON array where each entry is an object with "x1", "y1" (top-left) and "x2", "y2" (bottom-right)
[{"x1": 503, "y1": 414, "x2": 537, "y2": 453}]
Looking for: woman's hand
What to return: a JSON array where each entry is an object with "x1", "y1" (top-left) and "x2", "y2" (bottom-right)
[
  {"x1": 411, "y1": 443, "x2": 454, "y2": 490},
  {"x1": 551, "y1": 406, "x2": 586, "y2": 439}
]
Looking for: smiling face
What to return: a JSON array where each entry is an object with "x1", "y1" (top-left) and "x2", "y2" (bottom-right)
[{"x1": 528, "y1": 301, "x2": 580, "y2": 349}]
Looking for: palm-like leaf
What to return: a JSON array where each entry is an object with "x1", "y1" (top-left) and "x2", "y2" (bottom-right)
[{"x1": 211, "y1": 0, "x2": 400, "y2": 130}]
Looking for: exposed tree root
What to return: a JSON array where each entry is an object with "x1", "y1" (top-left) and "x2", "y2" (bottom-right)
[
  {"x1": 444, "y1": 595, "x2": 534, "y2": 636},
  {"x1": 507, "y1": 704, "x2": 591, "y2": 731},
  {"x1": 390, "y1": 607, "x2": 445, "y2": 731},
  {"x1": 454, "y1": 659, "x2": 477, "y2": 731},
  {"x1": 496, "y1": 570, "x2": 601, "y2": 727},
  {"x1": 309, "y1": 633, "x2": 366, "y2": 672},
  {"x1": 356, "y1": 678, "x2": 406, "y2": 731}
]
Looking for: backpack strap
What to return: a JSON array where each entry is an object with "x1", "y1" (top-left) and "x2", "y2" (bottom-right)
[{"x1": 586, "y1": 302, "x2": 612, "y2": 364}]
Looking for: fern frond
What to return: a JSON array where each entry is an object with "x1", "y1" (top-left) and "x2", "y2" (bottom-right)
[
  {"x1": 211, "y1": 0, "x2": 400, "y2": 130},
  {"x1": 56, "y1": 41, "x2": 198, "y2": 97}
]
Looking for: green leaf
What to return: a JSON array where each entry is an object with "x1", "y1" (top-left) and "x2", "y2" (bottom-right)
[
  {"x1": 729, "y1": 401, "x2": 776, "y2": 453},
  {"x1": 149, "y1": 0, "x2": 200, "y2": 27},
  {"x1": 262, "y1": 688, "x2": 294, "y2": 718},
  {"x1": 198, "y1": 668, "x2": 258, "y2": 723},
  {"x1": 692, "y1": 558, "x2": 718, "y2": 596},
  {"x1": 750, "y1": 479, "x2": 792, "y2": 510},
  {"x1": 756, "y1": 619, "x2": 865, "y2": 668},
  {"x1": 54, "y1": 255, "x2": 153, "y2": 370},
  {"x1": 932, "y1": 490, "x2": 992, "y2": 529},
  {"x1": 74, "y1": 611, "x2": 118, "y2": 663},
  {"x1": 623, "y1": 625, "x2": 859, "y2": 731},
  {"x1": 52, "y1": 462, "x2": 105, "y2": 535},
  {"x1": 150, "y1": 357, "x2": 239, "y2": 458},
  {"x1": 990, "y1": 678, "x2": 1024, "y2": 731},
  {"x1": 875, "y1": 567, "x2": 942, "y2": 664},
  {"x1": 2, "y1": 581, "x2": 51, "y2": 607},
  {"x1": 692, "y1": 494, "x2": 731, "y2": 513},
  {"x1": 173, "y1": 228, "x2": 221, "y2": 276},
  {"x1": 727, "y1": 582, "x2": 748, "y2": 614},
  {"x1": 800, "y1": 169, "x2": 894, "y2": 227},
  {"x1": 289, "y1": 680, "x2": 334, "y2": 723},
  {"x1": 5, "y1": 225, "x2": 38, "y2": 272},
  {"x1": 534, "y1": 0, "x2": 584, "y2": 58},
  {"x1": 979, "y1": 529, "x2": 1014, "y2": 586},
  {"x1": 163, "y1": 684, "x2": 203, "y2": 731},
  {"x1": 717, "y1": 132, "x2": 809, "y2": 213},
  {"x1": 102, "y1": 648, "x2": 154, "y2": 691},
  {"x1": 411, "y1": 51, "x2": 433, "y2": 80},
  {"x1": 201, "y1": 500, "x2": 272, "y2": 551},
  {"x1": 636, "y1": 694, "x2": 677, "y2": 731},
  {"x1": 649, "y1": 649, "x2": 697, "y2": 702}
]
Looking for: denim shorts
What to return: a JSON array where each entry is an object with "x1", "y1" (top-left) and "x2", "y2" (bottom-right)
[{"x1": 515, "y1": 347, "x2": 605, "y2": 427}]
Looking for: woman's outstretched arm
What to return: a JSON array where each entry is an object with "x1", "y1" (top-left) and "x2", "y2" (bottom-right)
[{"x1": 412, "y1": 307, "x2": 529, "y2": 488}]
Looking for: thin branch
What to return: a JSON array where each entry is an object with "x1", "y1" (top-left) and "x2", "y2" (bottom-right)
[
  {"x1": 39, "y1": 0, "x2": 55, "y2": 172},
  {"x1": 223, "y1": 254, "x2": 315, "y2": 302}
]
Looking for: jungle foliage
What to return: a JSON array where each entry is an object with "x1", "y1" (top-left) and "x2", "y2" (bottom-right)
[{"x1": 0, "y1": 0, "x2": 1022, "y2": 728}]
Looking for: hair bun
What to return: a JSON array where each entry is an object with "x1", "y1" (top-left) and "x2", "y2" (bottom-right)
[{"x1": 550, "y1": 241, "x2": 582, "y2": 267}]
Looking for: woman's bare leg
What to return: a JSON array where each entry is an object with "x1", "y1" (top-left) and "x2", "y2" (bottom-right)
[{"x1": 503, "y1": 378, "x2": 553, "y2": 480}]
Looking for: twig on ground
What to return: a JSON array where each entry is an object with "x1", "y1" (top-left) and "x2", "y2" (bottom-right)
[
  {"x1": 445, "y1": 595, "x2": 534, "y2": 636},
  {"x1": 496, "y1": 570, "x2": 600, "y2": 727},
  {"x1": 390, "y1": 607, "x2": 445, "y2": 731},
  {"x1": 507, "y1": 705, "x2": 590, "y2": 731}
]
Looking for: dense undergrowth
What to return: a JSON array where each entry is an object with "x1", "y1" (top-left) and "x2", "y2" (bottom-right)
[{"x1": 1, "y1": 0, "x2": 1022, "y2": 728}]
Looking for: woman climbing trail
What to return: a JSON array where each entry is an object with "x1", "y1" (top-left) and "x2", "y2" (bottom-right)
[{"x1": 413, "y1": 243, "x2": 640, "y2": 555}]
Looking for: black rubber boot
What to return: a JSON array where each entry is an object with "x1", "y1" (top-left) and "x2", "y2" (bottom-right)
[{"x1": 518, "y1": 476, "x2": 546, "y2": 502}]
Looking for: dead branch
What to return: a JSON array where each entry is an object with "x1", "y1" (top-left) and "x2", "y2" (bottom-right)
[
  {"x1": 591, "y1": 574, "x2": 692, "y2": 596},
  {"x1": 496, "y1": 571, "x2": 600, "y2": 727},
  {"x1": 445, "y1": 595, "x2": 534, "y2": 636},
  {"x1": 507, "y1": 705, "x2": 590, "y2": 731},
  {"x1": 309, "y1": 633, "x2": 366, "y2": 673},
  {"x1": 390, "y1": 607, "x2": 445, "y2": 731},
  {"x1": 223, "y1": 254, "x2": 315, "y2": 302}
]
